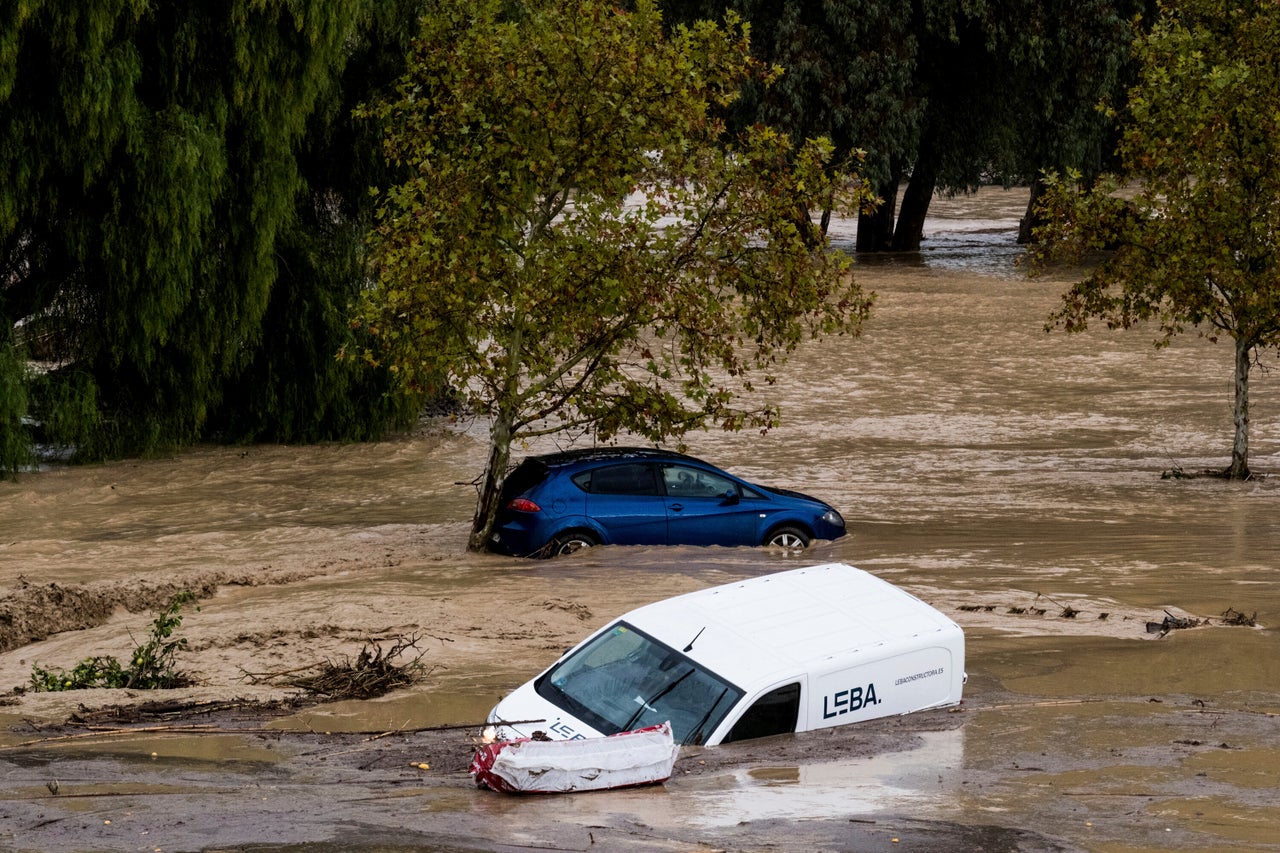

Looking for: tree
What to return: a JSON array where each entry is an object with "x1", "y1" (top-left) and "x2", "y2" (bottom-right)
[
  {"x1": 659, "y1": 0, "x2": 920, "y2": 246},
  {"x1": 1, "y1": 1, "x2": 407, "y2": 471},
  {"x1": 890, "y1": 0, "x2": 1143, "y2": 251},
  {"x1": 1031, "y1": 0, "x2": 1280, "y2": 479},
  {"x1": 659, "y1": 1, "x2": 1142, "y2": 253},
  {"x1": 203, "y1": 0, "x2": 424, "y2": 443},
  {"x1": 355, "y1": 0, "x2": 873, "y2": 551}
]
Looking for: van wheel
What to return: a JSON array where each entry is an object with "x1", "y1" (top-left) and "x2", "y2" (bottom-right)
[
  {"x1": 550, "y1": 531, "x2": 597, "y2": 557},
  {"x1": 765, "y1": 527, "x2": 810, "y2": 551}
]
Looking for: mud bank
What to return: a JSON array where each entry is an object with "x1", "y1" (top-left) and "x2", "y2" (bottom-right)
[{"x1": 0, "y1": 568, "x2": 329, "y2": 654}]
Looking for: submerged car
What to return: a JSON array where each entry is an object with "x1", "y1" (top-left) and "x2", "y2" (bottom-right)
[
  {"x1": 483, "y1": 562, "x2": 966, "y2": 747},
  {"x1": 487, "y1": 447, "x2": 846, "y2": 558}
]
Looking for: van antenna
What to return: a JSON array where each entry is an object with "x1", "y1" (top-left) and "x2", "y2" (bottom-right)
[{"x1": 683, "y1": 627, "x2": 706, "y2": 653}]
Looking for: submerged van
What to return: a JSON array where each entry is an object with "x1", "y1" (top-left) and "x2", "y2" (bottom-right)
[{"x1": 484, "y1": 562, "x2": 965, "y2": 747}]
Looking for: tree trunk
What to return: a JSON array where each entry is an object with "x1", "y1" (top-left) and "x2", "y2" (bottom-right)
[
  {"x1": 468, "y1": 411, "x2": 515, "y2": 551},
  {"x1": 1017, "y1": 178, "x2": 1046, "y2": 245},
  {"x1": 891, "y1": 146, "x2": 938, "y2": 252},
  {"x1": 1227, "y1": 337, "x2": 1252, "y2": 480},
  {"x1": 856, "y1": 176, "x2": 899, "y2": 253}
]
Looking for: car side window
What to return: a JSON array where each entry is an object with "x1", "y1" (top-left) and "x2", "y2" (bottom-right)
[
  {"x1": 573, "y1": 463, "x2": 659, "y2": 496},
  {"x1": 722, "y1": 682, "x2": 801, "y2": 743},
  {"x1": 662, "y1": 464, "x2": 738, "y2": 498}
]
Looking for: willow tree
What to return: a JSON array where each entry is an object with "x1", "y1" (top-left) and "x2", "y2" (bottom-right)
[
  {"x1": 204, "y1": 0, "x2": 423, "y2": 444},
  {"x1": 1, "y1": 0, "x2": 380, "y2": 466},
  {"x1": 356, "y1": 0, "x2": 873, "y2": 551},
  {"x1": 1031, "y1": 0, "x2": 1280, "y2": 479}
]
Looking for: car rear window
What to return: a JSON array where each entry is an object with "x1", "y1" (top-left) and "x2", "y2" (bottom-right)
[{"x1": 500, "y1": 459, "x2": 550, "y2": 501}]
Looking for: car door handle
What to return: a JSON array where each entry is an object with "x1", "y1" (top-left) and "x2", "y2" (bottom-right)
[{"x1": 669, "y1": 503, "x2": 684, "y2": 512}]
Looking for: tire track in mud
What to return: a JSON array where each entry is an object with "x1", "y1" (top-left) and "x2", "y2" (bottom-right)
[{"x1": 0, "y1": 568, "x2": 321, "y2": 654}]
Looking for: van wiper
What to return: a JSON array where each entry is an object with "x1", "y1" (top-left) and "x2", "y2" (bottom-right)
[
  {"x1": 683, "y1": 627, "x2": 705, "y2": 652},
  {"x1": 622, "y1": 667, "x2": 694, "y2": 731},
  {"x1": 686, "y1": 686, "x2": 729, "y2": 746}
]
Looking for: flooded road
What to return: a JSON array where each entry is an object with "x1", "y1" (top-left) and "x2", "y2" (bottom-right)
[{"x1": 2, "y1": 187, "x2": 1278, "y2": 852}]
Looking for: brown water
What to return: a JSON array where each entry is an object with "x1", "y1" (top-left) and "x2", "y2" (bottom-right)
[{"x1": 2, "y1": 187, "x2": 1278, "y2": 851}]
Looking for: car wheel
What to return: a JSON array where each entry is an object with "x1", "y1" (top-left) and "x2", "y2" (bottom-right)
[
  {"x1": 549, "y1": 531, "x2": 597, "y2": 557},
  {"x1": 765, "y1": 526, "x2": 810, "y2": 551}
]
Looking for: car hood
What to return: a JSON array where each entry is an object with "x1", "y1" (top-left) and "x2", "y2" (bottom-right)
[{"x1": 764, "y1": 485, "x2": 830, "y2": 507}]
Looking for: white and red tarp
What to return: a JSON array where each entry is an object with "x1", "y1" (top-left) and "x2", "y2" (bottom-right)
[{"x1": 470, "y1": 722, "x2": 679, "y2": 794}]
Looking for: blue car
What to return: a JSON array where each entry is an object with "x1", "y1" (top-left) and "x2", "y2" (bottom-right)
[{"x1": 487, "y1": 447, "x2": 847, "y2": 557}]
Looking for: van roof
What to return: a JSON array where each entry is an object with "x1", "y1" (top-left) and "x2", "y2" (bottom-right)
[{"x1": 621, "y1": 562, "x2": 961, "y2": 692}]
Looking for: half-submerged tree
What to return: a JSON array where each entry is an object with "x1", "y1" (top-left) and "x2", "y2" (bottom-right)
[
  {"x1": 660, "y1": 0, "x2": 1142, "y2": 254},
  {"x1": 355, "y1": 0, "x2": 873, "y2": 551},
  {"x1": 661, "y1": 0, "x2": 919, "y2": 246},
  {"x1": 1031, "y1": 0, "x2": 1280, "y2": 479}
]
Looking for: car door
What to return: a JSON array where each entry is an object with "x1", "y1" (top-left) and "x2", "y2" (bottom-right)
[
  {"x1": 659, "y1": 463, "x2": 762, "y2": 546},
  {"x1": 576, "y1": 462, "x2": 667, "y2": 545}
]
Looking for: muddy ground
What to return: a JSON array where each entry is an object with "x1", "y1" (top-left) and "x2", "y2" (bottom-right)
[
  {"x1": 0, "y1": 690, "x2": 1092, "y2": 853},
  {"x1": 0, "y1": 550, "x2": 1065, "y2": 853},
  {"x1": 0, "y1": 541, "x2": 1275, "y2": 853}
]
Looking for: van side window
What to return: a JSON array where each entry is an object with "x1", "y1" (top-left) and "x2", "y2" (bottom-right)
[{"x1": 722, "y1": 682, "x2": 801, "y2": 743}]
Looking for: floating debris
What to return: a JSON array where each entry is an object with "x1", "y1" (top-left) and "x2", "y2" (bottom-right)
[
  {"x1": 1220, "y1": 608, "x2": 1257, "y2": 627},
  {"x1": 1146, "y1": 611, "x2": 1205, "y2": 636}
]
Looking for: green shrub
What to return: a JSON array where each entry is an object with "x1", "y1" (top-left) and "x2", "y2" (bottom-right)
[{"x1": 30, "y1": 592, "x2": 198, "y2": 691}]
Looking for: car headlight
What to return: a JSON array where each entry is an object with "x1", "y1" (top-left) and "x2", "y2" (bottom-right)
[{"x1": 822, "y1": 509, "x2": 844, "y2": 527}]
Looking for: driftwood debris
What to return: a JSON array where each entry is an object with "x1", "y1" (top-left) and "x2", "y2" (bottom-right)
[
  {"x1": 1220, "y1": 608, "x2": 1257, "y2": 627},
  {"x1": 1146, "y1": 610, "x2": 1205, "y2": 636},
  {"x1": 957, "y1": 594, "x2": 1260, "y2": 637},
  {"x1": 242, "y1": 635, "x2": 432, "y2": 700}
]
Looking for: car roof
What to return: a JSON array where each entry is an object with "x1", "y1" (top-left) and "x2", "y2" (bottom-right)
[
  {"x1": 527, "y1": 446, "x2": 705, "y2": 469},
  {"x1": 619, "y1": 563, "x2": 962, "y2": 693}
]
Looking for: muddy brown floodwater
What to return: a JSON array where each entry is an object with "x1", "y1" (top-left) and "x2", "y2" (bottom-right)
[{"x1": 2, "y1": 187, "x2": 1279, "y2": 853}]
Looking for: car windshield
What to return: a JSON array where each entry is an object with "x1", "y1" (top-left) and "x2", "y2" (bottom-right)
[{"x1": 535, "y1": 621, "x2": 744, "y2": 746}]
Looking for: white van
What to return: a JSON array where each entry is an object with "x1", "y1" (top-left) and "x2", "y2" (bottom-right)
[{"x1": 484, "y1": 562, "x2": 965, "y2": 747}]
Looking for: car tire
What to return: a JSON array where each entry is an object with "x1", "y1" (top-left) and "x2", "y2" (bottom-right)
[
  {"x1": 765, "y1": 526, "x2": 810, "y2": 551},
  {"x1": 549, "y1": 531, "x2": 597, "y2": 557}
]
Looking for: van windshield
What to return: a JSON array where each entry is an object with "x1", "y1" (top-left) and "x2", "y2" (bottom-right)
[{"x1": 535, "y1": 621, "x2": 744, "y2": 746}]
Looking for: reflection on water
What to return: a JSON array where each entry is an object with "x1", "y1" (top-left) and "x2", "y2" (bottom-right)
[
  {"x1": 681, "y1": 729, "x2": 964, "y2": 827},
  {"x1": 828, "y1": 185, "x2": 1031, "y2": 279},
  {"x1": 511, "y1": 728, "x2": 965, "y2": 831}
]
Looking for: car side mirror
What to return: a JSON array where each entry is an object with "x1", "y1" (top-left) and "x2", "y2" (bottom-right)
[{"x1": 722, "y1": 489, "x2": 739, "y2": 505}]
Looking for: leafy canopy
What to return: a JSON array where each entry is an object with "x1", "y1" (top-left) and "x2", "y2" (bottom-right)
[
  {"x1": 354, "y1": 0, "x2": 872, "y2": 548},
  {"x1": 1, "y1": 0, "x2": 409, "y2": 471},
  {"x1": 1037, "y1": 0, "x2": 1280, "y2": 343}
]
